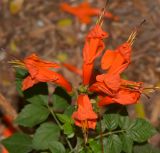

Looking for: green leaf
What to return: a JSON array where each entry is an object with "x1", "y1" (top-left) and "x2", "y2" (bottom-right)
[
  {"x1": 133, "y1": 143, "x2": 160, "y2": 153},
  {"x1": 15, "y1": 104, "x2": 50, "y2": 127},
  {"x1": 49, "y1": 141, "x2": 65, "y2": 153},
  {"x1": 56, "y1": 114, "x2": 73, "y2": 124},
  {"x1": 52, "y1": 87, "x2": 71, "y2": 112},
  {"x1": 103, "y1": 114, "x2": 119, "y2": 131},
  {"x1": 127, "y1": 118, "x2": 157, "y2": 142},
  {"x1": 24, "y1": 82, "x2": 48, "y2": 106},
  {"x1": 33, "y1": 122, "x2": 60, "y2": 150},
  {"x1": 104, "y1": 134, "x2": 122, "y2": 153},
  {"x1": 119, "y1": 116, "x2": 132, "y2": 129},
  {"x1": 120, "y1": 134, "x2": 133, "y2": 153},
  {"x1": 63, "y1": 123, "x2": 74, "y2": 138},
  {"x1": 79, "y1": 147, "x2": 93, "y2": 153},
  {"x1": 96, "y1": 119, "x2": 106, "y2": 133},
  {"x1": 1, "y1": 133, "x2": 32, "y2": 153},
  {"x1": 64, "y1": 105, "x2": 75, "y2": 116},
  {"x1": 15, "y1": 68, "x2": 28, "y2": 96},
  {"x1": 56, "y1": 114, "x2": 74, "y2": 138},
  {"x1": 89, "y1": 139, "x2": 101, "y2": 153}
]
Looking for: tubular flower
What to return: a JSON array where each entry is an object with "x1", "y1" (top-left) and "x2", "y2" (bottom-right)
[
  {"x1": 89, "y1": 38, "x2": 143, "y2": 105},
  {"x1": 101, "y1": 42, "x2": 132, "y2": 74},
  {"x1": 89, "y1": 67, "x2": 143, "y2": 105},
  {"x1": 89, "y1": 73, "x2": 121, "y2": 96},
  {"x1": 82, "y1": 25, "x2": 108, "y2": 85},
  {"x1": 72, "y1": 94, "x2": 98, "y2": 129},
  {"x1": 22, "y1": 54, "x2": 72, "y2": 92},
  {"x1": 60, "y1": 2, "x2": 118, "y2": 24},
  {"x1": 98, "y1": 89, "x2": 142, "y2": 106}
]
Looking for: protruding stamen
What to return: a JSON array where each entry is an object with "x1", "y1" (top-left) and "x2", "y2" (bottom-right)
[
  {"x1": 9, "y1": 60, "x2": 26, "y2": 69},
  {"x1": 127, "y1": 19, "x2": 146, "y2": 45},
  {"x1": 96, "y1": 0, "x2": 110, "y2": 26},
  {"x1": 81, "y1": 120, "x2": 89, "y2": 144},
  {"x1": 144, "y1": 87, "x2": 160, "y2": 90}
]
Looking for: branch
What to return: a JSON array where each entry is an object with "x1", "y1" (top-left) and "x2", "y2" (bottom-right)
[{"x1": 0, "y1": 93, "x2": 17, "y2": 120}]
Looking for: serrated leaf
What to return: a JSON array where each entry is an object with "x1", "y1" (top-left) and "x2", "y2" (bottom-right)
[
  {"x1": 133, "y1": 143, "x2": 160, "y2": 153},
  {"x1": 119, "y1": 116, "x2": 132, "y2": 129},
  {"x1": 56, "y1": 114, "x2": 73, "y2": 124},
  {"x1": 24, "y1": 82, "x2": 48, "y2": 106},
  {"x1": 104, "y1": 134, "x2": 122, "y2": 153},
  {"x1": 33, "y1": 123, "x2": 60, "y2": 150},
  {"x1": 49, "y1": 141, "x2": 65, "y2": 153},
  {"x1": 96, "y1": 119, "x2": 106, "y2": 133},
  {"x1": 56, "y1": 114, "x2": 74, "y2": 138},
  {"x1": 103, "y1": 114, "x2": 119, "y2": 131},
  {"x1": 52, "y1": 87, "x2": 71, "y2": 112},
  {"x1": 63, "y1": 123, "x2": 74, "y2": 138},
  {"x1": 2, "y1": 133, "x2": 32, "y2": 153},
  {"x1": 120, "y1": 134, "x2": 133, "y2": 153},
  {"x1": 15, "y1": 104, "x2": 49, "y2": 127},
  {"x1": 127, "y1": 118, "x2": 157, "y2": 143},
  {"x1": 89, "y1": 140, "x2": 101, "y2": 153}
]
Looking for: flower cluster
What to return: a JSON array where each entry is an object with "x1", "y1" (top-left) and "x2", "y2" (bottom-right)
[{"x1": 12, "y1": 11, "x2": 143, "y2": 137}]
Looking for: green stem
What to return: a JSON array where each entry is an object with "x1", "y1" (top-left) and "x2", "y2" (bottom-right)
[
  {"x1": 95, "y1": 129, "x2": 126, "y2": 139},
  {"x1": 47, "y1": 105, "x2": 62, "y2": 129},
  {"x1": 47, "y1": 105, "x2": 74, "y2": 151},
  {"x1": 65, "y1": 137, "x2": 73, "y2": 152}
]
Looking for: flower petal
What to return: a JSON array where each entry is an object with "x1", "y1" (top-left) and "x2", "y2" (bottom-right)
[
  {"x1": 22, "y1": 75, "x2": 39, "y2": 91},
  {"x1": 112, "y1": 89, "x2": 141, "y2": 105},
  {"x1": 98, "y1": 96, "x2": 113, "y2": 106},
  {"x1": 72, "y1": 94, "x2": 97, "y2": 129},
  {"x1": 101, "y1": 50, "x2": 116, "y2": 70}
]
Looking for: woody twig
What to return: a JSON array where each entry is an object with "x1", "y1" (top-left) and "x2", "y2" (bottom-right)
[{"x1": 0, "y1": 93, "x2": 17, "y2": 120}]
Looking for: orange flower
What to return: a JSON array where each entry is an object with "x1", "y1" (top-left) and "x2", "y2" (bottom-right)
[
  {"x1": 60, "y1": 2, "x2": 118, "y2": 24},
  {"x1": 89, "y1": 38, "x2": 143, "y2": 105},
  {"x1": 22, "y1": 54, "x2": 72, "y2": 92},
  {"x1": 72, "y1": 94, "x2": 98, "y2": 129},
  {"x1": 101, "y1": 42, "x2": 131, "y2": 74},
  {"x1": 82, "y1": 25, "x2": 108, "y2": 85},
  {"x1": 98, "y1": 87, "x2": 142, "y2": 106},
  {"x1": 90, "y1": 72, "x2": 143, "y2": 106}
]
